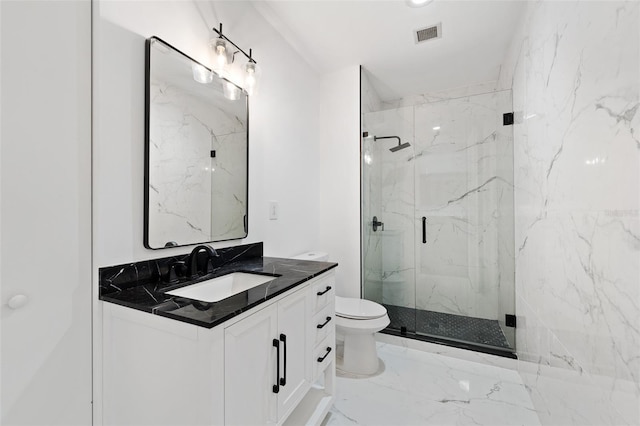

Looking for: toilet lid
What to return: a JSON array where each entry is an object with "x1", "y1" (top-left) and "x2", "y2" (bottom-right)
[{"x1": 335, "y1": 296, "x2": 387, "y2": 320}]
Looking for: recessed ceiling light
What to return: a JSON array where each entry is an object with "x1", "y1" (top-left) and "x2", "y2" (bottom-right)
[{"x1": 406, "y1": 0, "x2": 434, "y2": 8}]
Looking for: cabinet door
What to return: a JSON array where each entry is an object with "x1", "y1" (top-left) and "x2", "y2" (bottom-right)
[
  {"x1": 277, "y1": 288, "x2": 311, "y2": 419},
  {"x1": 225, "y1": 305, "x2": 279, "y2": 425}
]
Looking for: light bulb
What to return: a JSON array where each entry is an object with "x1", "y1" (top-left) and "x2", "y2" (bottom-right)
[
  {"x1": 211, "y1": 38, "x2": 228, "y2": 73},
  {"x1": 244, "y1": 62, "x2": 257, "y2": 95},
  {"x1": 216, "y1": 47, "x2": 226, "y2": 67}
]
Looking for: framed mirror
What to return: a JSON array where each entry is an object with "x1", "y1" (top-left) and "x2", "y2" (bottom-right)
[{"x1": 144, "y1": 37, "x2": 248, "y2": 249}]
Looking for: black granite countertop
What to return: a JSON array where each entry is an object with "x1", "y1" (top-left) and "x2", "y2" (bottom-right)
[{"x1": 99, "y1": 243, "x2": 337, "y2": 328}]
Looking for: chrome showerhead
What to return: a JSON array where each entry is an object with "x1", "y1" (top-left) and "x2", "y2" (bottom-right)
[{"x1": 389, "y1": 142, "x2": 411, "y2": 152}]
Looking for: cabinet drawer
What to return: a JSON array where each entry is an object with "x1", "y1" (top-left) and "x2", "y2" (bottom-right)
[
  {"x1": 310, "y1": 276, "x2": 335, "y2": 313},
  {"x1": 311, "y1": 303, "x2": 334, "y2": 347},
  {"x1": 313, "y1": 334, "x2": 335, "y2": 380}
]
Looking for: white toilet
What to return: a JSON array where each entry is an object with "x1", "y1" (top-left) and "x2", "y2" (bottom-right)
[
  {"x1": 334, "y1": 296, "x2": 390, "y2": 375},
  {"x1": 293, "y1": 251, "x2": 390, "y2": 376}
]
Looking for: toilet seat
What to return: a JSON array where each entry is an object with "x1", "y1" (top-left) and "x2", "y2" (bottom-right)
[
  {"x1": 335, "y1": 314, "x2": 390, "y2": 334},
  {"x1": 335, "y1": 296, "x2": 387, "y2": 320}
]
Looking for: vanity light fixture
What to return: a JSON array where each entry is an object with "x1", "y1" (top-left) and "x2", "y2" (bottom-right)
[
  {"x1": 191, "y1": 63, "x2": 213, "y2": 84},
  {"x1": 211, "y1": 23, "x2": 260, "y2": 96},
  {"x1": 244, "y1": 61, "x2": 262, "y2": 96},
  {"x1": 223, "y1": 81, "x2": 241, "y2": 100},
  {"x1": 211, "y1": 37, "x2": 229, "y2": 75}
]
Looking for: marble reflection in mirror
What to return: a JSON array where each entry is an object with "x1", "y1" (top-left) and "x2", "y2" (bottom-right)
[{"x1": 145, "y1": 37, "x2": 248, "y2": 249}]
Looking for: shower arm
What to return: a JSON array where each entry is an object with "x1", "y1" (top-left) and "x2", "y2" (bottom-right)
[
  {"x1": 365, "y1": 133, "x2": 410, "y2": 152},
  {"x1": 373, "y1": 136, "x2": 401, "y2": 144}
]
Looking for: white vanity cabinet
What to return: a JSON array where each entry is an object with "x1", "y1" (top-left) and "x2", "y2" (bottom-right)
[
  {"x1": 224, "y1": 286, "x2": 309, "y2": 425},
  {"x1": 102, "y1": 270, "x2": 335, "y2": 426}
]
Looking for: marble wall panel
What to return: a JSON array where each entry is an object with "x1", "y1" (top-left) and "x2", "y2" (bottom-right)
[
  {"x1": 498, "y1": 0, "x2": 640, "y2": 422},
  {"x1": 382, "y1": 80, "x2": 499, "y2": 111},
  {"x1": 361, "y1": 68, "x2": 382, "y2": 115}
]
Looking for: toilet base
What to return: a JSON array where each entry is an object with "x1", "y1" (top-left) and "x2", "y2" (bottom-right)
[{"x1": 341, "y1": 333, "x2": 379, "y2": 375}]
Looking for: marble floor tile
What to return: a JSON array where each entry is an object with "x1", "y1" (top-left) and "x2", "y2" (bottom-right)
[
  {"x1": 518, "y1": 362, "x2": 638, "y2": 426},
  {"x1": 326, "y1": 342, "x2": 540, "y2": 426}
]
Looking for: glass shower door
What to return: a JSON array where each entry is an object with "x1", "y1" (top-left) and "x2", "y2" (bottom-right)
[
  {"x1": 360, "y1": 87, "x2": 515, "y2": 355},
  {"x1": 362, "y1": 106, "x2": 417, "y2": 335},
  {"x1": 412, "y1": 91, "x2": 515, "y2": 351}
]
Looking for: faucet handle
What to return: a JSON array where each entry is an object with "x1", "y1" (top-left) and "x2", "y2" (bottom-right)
[{"x1": 165, "y1": 260, "x2": 186, "y2": 283}]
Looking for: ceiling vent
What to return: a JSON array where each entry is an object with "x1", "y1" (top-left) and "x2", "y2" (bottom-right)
[{"x1": 414, "y1": 23, "x2": 442, "y2": 44}]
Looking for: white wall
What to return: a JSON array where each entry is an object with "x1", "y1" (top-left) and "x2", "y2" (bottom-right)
[
  {"x1": 93, "y1": 1, "x2": 322, "y2": 421},
  {"x1": 499, "y1": 1, "x2": 639, "y2": 423},
  {"x1": 0, "y1": 1, "x2": 92, "y2": 424},
  {"x1": 93, "y1": 0, "x2": 321, "y2": 269},
  {"x1": 318, "y1": 66, "x2": 361, "y2": 297}
]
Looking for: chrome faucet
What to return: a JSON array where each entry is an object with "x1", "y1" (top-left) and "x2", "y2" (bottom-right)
[{"x1": 187, "y1": 245, "x2": 219, "y2": 279}]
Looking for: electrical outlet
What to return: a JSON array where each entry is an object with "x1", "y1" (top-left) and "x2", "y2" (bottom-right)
[{"x1": 269, "y1": 201, "x2": 278, "y2": 220}]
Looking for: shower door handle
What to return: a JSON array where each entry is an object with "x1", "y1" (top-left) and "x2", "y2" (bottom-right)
[{"x1": 422, "y1": 217, "x2": 427, "y2": 244}]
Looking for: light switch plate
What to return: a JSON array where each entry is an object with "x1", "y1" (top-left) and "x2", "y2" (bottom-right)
[{"x1": 269, "y1": 201, "x2": 278, "y2": 220}]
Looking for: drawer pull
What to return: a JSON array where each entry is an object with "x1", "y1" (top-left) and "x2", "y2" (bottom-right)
[
  {"x1": 316, "y1": 286, "x2": 332, "y2": 296},
  {"x1": 317, "y1": 346, "x2": 332, "y2": 363},
  {"x1": 316, "y1": 316, "x2": 332, "y2": 329}
]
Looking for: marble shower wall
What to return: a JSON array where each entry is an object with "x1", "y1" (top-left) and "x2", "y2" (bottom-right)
[
  {"x1": 148, "y1": 78, "x2": 246, "y2": 247},
  {"x1": 497, "y1": 0, "x2": 639, "y2": 423},
  {"x1": 361, "y1": 68, "x2": 382, "y2": 114}
]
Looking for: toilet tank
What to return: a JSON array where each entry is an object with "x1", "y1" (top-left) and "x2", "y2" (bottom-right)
[{"x1": 292, "y1": 251, "x2": 329, "y2": 262}]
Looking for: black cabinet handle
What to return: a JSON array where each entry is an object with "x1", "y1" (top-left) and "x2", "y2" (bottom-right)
[
  {"x1": 422, "y1": 216, "x2": 427, "y2": 244},
  {"x1": 316, "y1": 316, "x2": 332, "y2": 329},
  {"x1": 272, "y1": 339, "x2": 280, "y2": 394},
  {"x1": 317, "y1": 286, "x2": 332, "y2": 296},
  {"x1": 279, "y1": 334, "x2": 287, "y2": 387},
  {"x1": 317, "y1": 346, "x2": 332, "y2": 363}
]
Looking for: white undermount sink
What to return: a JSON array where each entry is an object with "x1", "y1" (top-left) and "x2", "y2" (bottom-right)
[{"x1": 165, "y1": 272, "x2": 276, "y2": 303}]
